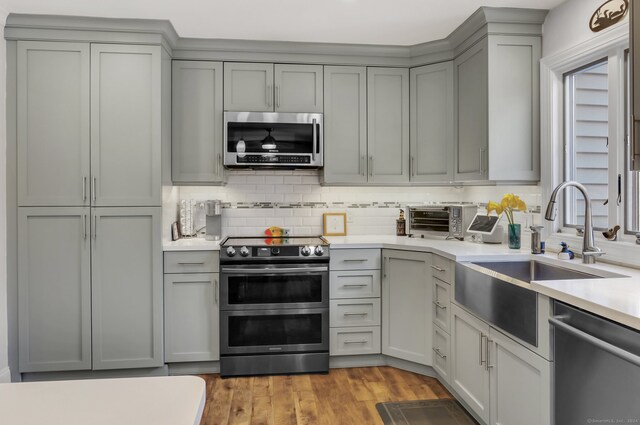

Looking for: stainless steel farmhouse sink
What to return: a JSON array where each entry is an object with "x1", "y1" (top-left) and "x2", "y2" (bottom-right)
[
  {"x1": 470, "y1": 260, "x2": 602, "y2": 284},
  {"x1": 455, "y1": 260, "x2": 605, "y2": 347}
]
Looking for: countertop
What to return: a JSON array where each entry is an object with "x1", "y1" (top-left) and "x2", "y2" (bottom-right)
[
  {"x1": 163, "y1": 234, "x2": 640, "y2": 331},
  {"x1": 0, "y1": 376, "x2": 205, "y2": 425}
]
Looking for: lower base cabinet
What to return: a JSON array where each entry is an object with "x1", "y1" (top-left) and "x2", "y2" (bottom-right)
[{"x1": 451, "y1": 303, "x2": 550, "y2": 425}]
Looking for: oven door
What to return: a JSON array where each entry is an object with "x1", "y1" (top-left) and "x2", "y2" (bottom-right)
[
  {"x1": 409, "y1": 207, "x2": 451, "y2": 235},
  {"x1": 220, "y1": 308, "x2": 329, "y2": 355},
  {"x1": 220, "y1": 263, "x2": 329, "y2": 310}
]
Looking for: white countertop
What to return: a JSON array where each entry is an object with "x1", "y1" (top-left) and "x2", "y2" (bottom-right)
[
  {"x1": 0, "y1": 376, "x2": 206, "y2": 425},
  {"x1": 163, "y1": 234, "x2": 640, "y2": 330}
]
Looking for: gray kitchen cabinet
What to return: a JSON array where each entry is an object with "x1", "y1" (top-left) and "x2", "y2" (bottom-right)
[
  {"x1": 489, "y1": 327, "x2": 551, "y2": 425},
  {"x1": 454, "y1": 35, "x2": 541, "y2": 182},
  {"x1": 91, "y1": 207, "x2": 163, "y2": 370},
  {"x1": 18, "y1": 207, "x2": 91, "y2": 372},
  {"x1": 455, "y1": 39, "x2": 488, "y2": 182},
  {"x1": 322, "y1": 66, "x2": 368, "y2": 184},
  {"x1": 367, "y1": 68, "x2": 410, "y2": 184},
  {"x1": 91, "y1": 44, "x2": 162, "y2": 206},
  {"x1": 223, "y1": 62, "x2": 274, "y2": 112},
  {"x1": 164, "y1": 272, "x2": 219, "y2": 362},
  {"x1": 381, "y1": 249, "x2": 432, "y2": 365},
  {"x1": 172, "y1": 60, "x2": 224, "y2": 184},
  {"x1": 410, "y1": 62, "x2": 454, "y2": 183},
  {"x1": 274, "y1": 64, "x2": 323, "y2": 113},
  {"x1": 451, "y1": 303, "x2": 490, "y2": 424},
  {"x1": 17, "y1": 41, "x2": 90, "y2": 207}
]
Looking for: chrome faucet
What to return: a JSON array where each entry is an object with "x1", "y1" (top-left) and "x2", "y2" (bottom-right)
[{"x1": 545, "y1": 181, "x2": 604, "y2": 264}]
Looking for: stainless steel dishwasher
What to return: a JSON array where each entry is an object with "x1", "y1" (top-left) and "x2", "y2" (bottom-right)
[{"x1": 550, "y1": 302, "x2": 640, "y2": 425}]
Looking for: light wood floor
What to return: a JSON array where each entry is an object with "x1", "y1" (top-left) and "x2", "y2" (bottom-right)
[{"x1": 198, "y1": 366, "x2": 452, "y2": 425}]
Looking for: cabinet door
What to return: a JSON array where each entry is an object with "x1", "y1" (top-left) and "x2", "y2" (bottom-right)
[
  {"x1": 451, "y1": 303, "x2": 490, "y2": 424},
  {"x1": 489, "y1": 327, "x2": 551, "y2": 425},
  {"x1": 410, "y1": 62, "x2": 454, "y2": 183},
  {"x1": 381, "y1": 249, "x2": 432, "y2": 365},
  {"x1": 17, "y1": 41, "x2": 90, "y2": 207},
  {"x1": 455, "y1": 38, "x2": 488, "y2": 182},
  {"x1": 172, "y1": 60, "x2": 224, "y2": 184},
  {"x1": 487, "y1": 36, "x2": 541, "y2": 182},
  {"x1": 224, "y1": 62, "x2": 274, "y2": 112},
  {"x1": 367, "y1": 68, "x2": 410, "y2": 183},
  {"x1": 322, "y1": 66, "x2": 368, "y2": 184},
  {"x1": 164, "y1": 273, "x2": 219, "y2": 362},
  {"x1": 18, "y1": 207, "x2": 91, "y2": 372},
  {"x1": 91, "y1": 207, "x2": 163, "y2": 369},
  {"x1": 274, "y1": 64, "x2": 323, "y2": 113},
  {"x1": 91, "y1": 44, "x2": 162, "y2": 206}
]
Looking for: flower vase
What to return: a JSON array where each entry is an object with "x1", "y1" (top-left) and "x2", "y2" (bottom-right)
[{"x1": 508, "y1": 224, "x2": 521, "y2": 249}]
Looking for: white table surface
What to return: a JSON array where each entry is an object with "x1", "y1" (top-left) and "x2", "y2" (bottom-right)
[{"x1": 0, "y1": 376, "x2": 206, "y2": 425}]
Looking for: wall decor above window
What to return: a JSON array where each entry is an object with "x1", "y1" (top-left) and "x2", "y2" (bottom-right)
[{"x1": 590, "y1": 0, "x2": 628, "y2": 33}]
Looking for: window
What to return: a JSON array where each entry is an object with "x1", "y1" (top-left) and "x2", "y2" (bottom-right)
[{"x1": 564, "y1": 60, "x2": 610, "y2": 230}]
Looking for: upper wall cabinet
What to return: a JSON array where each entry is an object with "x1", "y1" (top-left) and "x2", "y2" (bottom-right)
[
  {"x1": 172, "y1": 60, "x2": 224, "y2": 184},
  {"x1": 91, "y1": 44, "x2": 162, "y2": 206},
  {"x1": 224, "y1": 62, "x2": 323, "y2": 113},
  {"x1": 323, "y1": 66, "x2": 368, "y2": 184},
  {"x1": 17, "y1": 41, "x2": 90, "y2": 207},
  {"x1": 410, "y1": 62, "x2": 454, "y2": 183},
  {"x1": 367, "y1": 67, "x2": 410, "y2": 184},
  {"x1": 454, "y1": 35, "x2": 541, "y2": 183}
]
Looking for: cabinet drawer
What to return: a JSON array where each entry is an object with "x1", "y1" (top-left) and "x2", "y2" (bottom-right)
[
  {"x1": 432, "y1": 325, "x2": 450, "y2": 383},
  {"x1": 431, "y1": 255, "x2": 453, "y2": 284},
  {"x1": 330, "y1": 270, "x2": 381, "y2": 299},
  {"x1": 433, "y1": 278, "x2": 451, "y2": 332},
  {"x1": 164, "y1": 251, "x2": 219, "y2": 274},
  {"x1": 330, "y1": 299, "x2": 381, "y2": 327},
  {"x1": 330, "y1": 326, "x2": 381, "y2": 356},
  {"x1": 330, "y1": 249, "x2": 381, "y2": 271}
]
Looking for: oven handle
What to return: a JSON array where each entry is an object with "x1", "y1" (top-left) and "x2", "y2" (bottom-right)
[
  {"x1": 550, "y1": 316, "x2": 640, "y2": 367},
  {"x1": 221, "y1": 266, "x2": 328, "y2": 274}
]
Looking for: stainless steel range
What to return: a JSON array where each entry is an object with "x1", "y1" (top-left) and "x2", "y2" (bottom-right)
[{"x1": 219, "y1": 236, "x2": 330, "y2": 377}]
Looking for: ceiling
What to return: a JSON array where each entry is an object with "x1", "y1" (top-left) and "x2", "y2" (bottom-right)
[{"x1": 4, "y1": 0, "x2": 568, "y2": 45}]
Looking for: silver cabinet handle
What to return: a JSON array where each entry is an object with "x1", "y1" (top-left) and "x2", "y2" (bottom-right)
[
  {"x1": 214, "y1": 279, "x2": 218, "y2": 306},
  {"x1": 479, "y1": 333, "x2": 487, "y2": 366},
  {"x1": 217, "y1": 153, "x2": 221, "y2": 177},
  {"x1": 431, "y1": 265, "x2": 446, "y2": 272},
  {"x1": 82, "y1": 177, "x2": 87, "y2": 202},
  {"x1": 174, "y1": 280, "x2": 211, "y2": 284},
  {"x1": 550, "y1": 317, "x2": 640, "y2": 367},
  {"x1": 434, "y1": 301, "x2": 447, "y2": 310},
  {"x1": 343, "y1": 312, "x2": 368, "y2": 316},
  {"x1": 276, "y1": 85, "x2": 280, "y2": 108},
  {"x1": 411, "y1": 156, "x2": 415, "y2": 177},
  {"x1": 433, "y1": 347, "x2": 447, "y2": 359},
  {"x1": 92, "y1": 176, "x2": 96, "y2": 203},
  {"x1": 83, "y1": 214, "x2": 87, "y2": 240},
  {"x1": 266, "y1": 84, "x2": 271, "y2": 107},
  {"x1": 344, "y1": 339, "x2": 368, "y2": 344},
  {"x1": 486, "y1": 338, "x2": 493, "y2": 370},
  {"x1": 178, "y1": 262, "x2": 205, "y2": 266},
  {"x1": 93, "y1": 214, "x2": 97, "y2": 239},
  {"x1": 369, "y1": 156, "x2": 373, "y2": 176},
  {"x1": 343, "y1": 259, "x2": 368, "y2": 262},
  {"x1": 342, "y1": 284, "x2": 368, "y2": 288}
]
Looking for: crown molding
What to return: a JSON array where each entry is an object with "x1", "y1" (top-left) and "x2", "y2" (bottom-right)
[{"x1": 5, "y1": 7, "x2": 548, "y2": 66}]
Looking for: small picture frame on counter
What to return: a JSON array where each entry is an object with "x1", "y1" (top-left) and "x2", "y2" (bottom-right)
[{"x1": 323, "y1": 213, "x2": 347, "y2": 236}]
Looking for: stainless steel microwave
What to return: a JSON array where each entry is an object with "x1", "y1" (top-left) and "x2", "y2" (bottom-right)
[
  {"x1": 224, "y1": 112, "x2": 323, "y2": 168},
  {"x1": 408, "y1": 204, "x2": 477, "y2": 240}
]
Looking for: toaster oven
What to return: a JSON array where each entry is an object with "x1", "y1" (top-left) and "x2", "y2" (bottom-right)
[{"x1": 407, "y1": 205, "x2": 477, "y2": 240}]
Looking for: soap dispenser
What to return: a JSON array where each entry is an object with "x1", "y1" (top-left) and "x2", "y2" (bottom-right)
[{"x1": 530, "y1": 226, "x2": 544, "y2": 254}]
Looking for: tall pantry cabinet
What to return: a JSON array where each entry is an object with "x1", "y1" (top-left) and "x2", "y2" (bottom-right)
[{"x1": 17, "y1": 41, "x2": 164, "y2": 373}]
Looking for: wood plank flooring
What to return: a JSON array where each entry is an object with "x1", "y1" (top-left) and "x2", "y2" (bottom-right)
[{"x1": 198, "y1": 366, "x2": 452, "y2": 425}]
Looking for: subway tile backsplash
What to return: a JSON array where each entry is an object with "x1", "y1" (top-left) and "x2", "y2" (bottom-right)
[{"x1": 164, "y1": 170, "x2": 543, "y2": 239}]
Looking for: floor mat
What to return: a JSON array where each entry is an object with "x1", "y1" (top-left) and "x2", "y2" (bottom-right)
[{"x1": 376, "y1": 399, "x2": 479, "y2": 425}]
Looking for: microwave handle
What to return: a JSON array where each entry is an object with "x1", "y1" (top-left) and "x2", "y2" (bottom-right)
[{"x1": 312, "y1": 119, "x2": 317, "y2": 162}]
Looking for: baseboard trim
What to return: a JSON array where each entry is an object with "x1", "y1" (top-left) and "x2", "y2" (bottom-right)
[
  {"x1": 0, "y1": 366, "x2": 11, "y2": 383},
  {"x1": 21, "y1": 365, "x2": 169, "y2": 382},
  {"x1": 168, "y1": 361, "x2": 220, "y2": 376},
  {"x1": 330, "y1": 354, "x2": 386, "y2": 369}
]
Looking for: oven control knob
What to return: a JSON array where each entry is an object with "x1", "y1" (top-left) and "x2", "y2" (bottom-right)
[
  {"x1": 314, "y1": 246, "x2": 324, "y2": 256},
  {"x1": 301, "y1": 246, "x2": 312, "y2": 256},
  {"x1": 239, "y1": 246, "x2": 250, "y2": 257},
  {"x1": 226, "y1": 246, "x2": 236, "y2": 257}
]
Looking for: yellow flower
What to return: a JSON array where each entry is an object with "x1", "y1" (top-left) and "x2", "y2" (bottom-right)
[
  {"x1": 516, "y1": 199, "x2": 527, "y2": 211},
  {"x1": 486, "y1": 201, "x2": 503, "y2": 215},
  {"x1": 488, "y1": 193, "x2": 526, "y2": 225}
]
